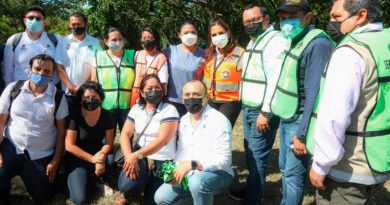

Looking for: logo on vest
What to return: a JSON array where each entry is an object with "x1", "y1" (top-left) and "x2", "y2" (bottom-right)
[
  {"x1": 385, "y1": 60, "x2": 390, "y2": 70},
  {"x1": 297, "y1": 41, "x2": 303, "y2": 49},
  {"x1": 221, "y1": 70, "x2": 231, "y2": 79}
]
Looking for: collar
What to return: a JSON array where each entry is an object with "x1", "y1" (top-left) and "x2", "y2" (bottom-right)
[
  {"x1": 140, "y1": 102, "x2": 164, "y2": 113},
  {"x1": 71, "y1": 34, "x2": 89, "y2": 43},
  {"x1": 291, "y1": 24, "x2": 314, "y2": 46},
  {"x1": 23, "y1": 80, "x2": 54, "y2": 97},
  {"x1": 352, "y1": 22, "x2": 384, "y2": 34}
]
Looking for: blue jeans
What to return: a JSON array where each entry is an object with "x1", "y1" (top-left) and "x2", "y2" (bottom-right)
[
  {"x1": 279, "y1": 115, "x2": 309, "y2": 205},
  {"x1": 154, "y1": 170, "x2": 233, "y2": 205},
  {"x1": 0, "y1": 139, "x2": 54, "y2": 204},
  {"x1": 118, "y1": 159, "x2": 165, "y2": 205},
  {"x1": 66, "y1": 156, "x2": 113, "y2": 205},
  {"x1": 242, "y1": 107, "x2": 280, "y2": 204}
]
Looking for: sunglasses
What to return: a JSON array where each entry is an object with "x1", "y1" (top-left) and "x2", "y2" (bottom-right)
[{"x1": 25, "y1": 16, "x2": 42, "y2": 21}]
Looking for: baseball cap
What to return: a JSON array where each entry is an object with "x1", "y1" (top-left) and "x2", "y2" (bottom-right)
[{"x1": 276, "y1": 0, "x2": 311, "y2": 14}]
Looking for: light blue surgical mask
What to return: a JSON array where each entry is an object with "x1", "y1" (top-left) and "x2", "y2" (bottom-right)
[
  {"x1": 26, "y1": 19, "x2": 43, "y2": 33},
  {"x1": 280, "y1": 18, "x2": 304, "y2": 39},
  {"x1": 31, "y1": 73, "x2": 52, "y2": 87},
  {"x1": 107, "y1": 40, "x2": 124, "y2": 52}
]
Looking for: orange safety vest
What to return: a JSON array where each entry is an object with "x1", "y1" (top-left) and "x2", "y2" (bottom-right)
[
  {"x1": 130, "y1": 50, "x2": 167, "y2": 107},
  {"x1": 203, "y1": 46, "x2": 244, "y2": 102}
]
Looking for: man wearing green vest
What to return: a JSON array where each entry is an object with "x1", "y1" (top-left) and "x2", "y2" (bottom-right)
[
  {"x1": 271, "y1": 0, "x2": 334, "y2": 204},
  {"x1": 307, "y1": 0, "x2": 390, "y2": 204},
  {"x1": 230, "y1": 4, "x2": 289, "y2": 204}
]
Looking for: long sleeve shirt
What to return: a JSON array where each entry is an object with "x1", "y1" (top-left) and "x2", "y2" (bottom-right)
[
  {"x1": 296, "y1": 27, "x2": 334, "y2": 140},
  {"x1": 258, "y1": 26, "x2": 289, "y2": 113},
  {"x1": 175, "y1": 105, "x2": 233, "y2": 176},
  {"x1": 312, "y1": 23, "x2": 384, "y2": 176}
]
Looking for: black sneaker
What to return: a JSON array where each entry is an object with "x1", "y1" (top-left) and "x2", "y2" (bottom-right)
[{"x1": 228, "y1": 187, "x2": 246, "y2": 201}]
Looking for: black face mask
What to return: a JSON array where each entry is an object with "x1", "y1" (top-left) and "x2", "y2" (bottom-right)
[
  {"x1": 145, "y1": 90, "x2": 163, "y2": 105},
  {"x1": 141, "y1": 40, "x2": 156, "y2": 51},
  {"x1": 70, "y1": 27, "x2": 86, "y2": 36},
  {"x1": 184, "y1": 98, "x2": 204, "y2": 114},
  {"x1": 82, "y1": 98, "x2": 100, "y2": 111},
  {"x1": 327, "y1": 21, "x2": 344, "y2": 43},
  {"x1": 245, "y1": 22, "x2": 264, "y2": 38}
]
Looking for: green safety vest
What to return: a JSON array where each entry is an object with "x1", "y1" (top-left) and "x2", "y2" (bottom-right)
[
  {"x1": 239, "y1": 29, "x2": 279, "y2": 107},
  {"x1": 306, "y1": 29, "x2": 390, "y2": 174},
  {"x1": 96, "y1": 49, "x2": 135, "y2": 110},
  {"x1": 271, "y1": 29, "x2": 333, "y2": 119}
]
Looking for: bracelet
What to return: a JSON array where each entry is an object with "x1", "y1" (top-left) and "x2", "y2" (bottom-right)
[{"x1": 260, "y1": 111, "x2": 272, "y2": 118}]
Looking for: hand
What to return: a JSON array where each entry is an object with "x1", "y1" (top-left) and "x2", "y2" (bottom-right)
[
  {"x1": 292, "y1": 136, "x2": 307, "y2": 155},
  {"x1": 309, "y1": 167, "x2": 326, "y2": 190},
  {"x1": 69, "y1": 85, "x2": 81, "y2": 95},
  {"x1": 95, "y1": 162, "x2": 105, "y2": 176},
  {"x1": 256, "y1": 113, "x2": 270, "y2": 133},
  {"x1": 46, "y1": 159, "x2": 60, "y2": 182},
  {"x1": 0, "y1": 153, "x2": 3, "y2": 167},
  {"x1": 123, "y1": 153, "x2": 139, "y2": 181},
  {"x1": 91, "y1": 151, "x2": 106, "y2": 164},
  {"x1": 173, "y1": 161, "x2": 192, "y2": 184}
]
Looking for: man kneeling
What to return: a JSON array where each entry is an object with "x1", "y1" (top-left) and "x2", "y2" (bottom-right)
[{"x1": 154, "y1": 80, "x2": 233, "y2": 205}]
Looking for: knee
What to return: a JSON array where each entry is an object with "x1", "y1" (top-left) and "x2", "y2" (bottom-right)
[
  {"x1": 117, "y1": 172, "x2": 143, "y2": 195},
  {"x1": 154, "y1": 187, "x2": 166, "y2": 205},
  {"x1": 70, "y1": 192, "x2": 87, "y2": 205},
  {"x1": 189, "y1": 176, "x2": 208, "y2": 194},
  {"x1": 154, "y1": 184, "x2": 174, "y2": 205}
]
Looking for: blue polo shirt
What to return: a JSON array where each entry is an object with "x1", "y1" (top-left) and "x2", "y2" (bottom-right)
[{"x1": 163, "y1": 44, "x2": 205, "y2": 104}]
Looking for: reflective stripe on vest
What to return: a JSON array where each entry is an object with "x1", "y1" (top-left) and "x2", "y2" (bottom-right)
[
  {"x1": 306, "y1": 29, "x2": 390, "y2": 175},
  {"x1": 130, "y1": 50, "x2": 167, "y2": 107},
  {"x1": 239, "y1": 29, "x2": 279, "y2": 107},
  {"x1": 96, "y1": 49, "x2": 135, "y2": 110},
  {"x1": 203, "y1": 46, "x2": 244, "y2": 102},
  {"x1": 271, "y1": 29, "x2": 332, "y2": 119}
]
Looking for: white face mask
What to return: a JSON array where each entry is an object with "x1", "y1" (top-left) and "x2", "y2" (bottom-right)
[
  {"x1": 107, "y1": 40, "x2": 124, "y2": 51},
  {"x1": 212, "y1": 33, "x2": 229, "y2": 49},
  {"x1": 181, "y1": 33, "x2": 197, "y2": 46}
]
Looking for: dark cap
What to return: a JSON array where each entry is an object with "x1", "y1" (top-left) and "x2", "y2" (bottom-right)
[{"x1": 276, "y1": 0, "x2": 311, "y2": 14}]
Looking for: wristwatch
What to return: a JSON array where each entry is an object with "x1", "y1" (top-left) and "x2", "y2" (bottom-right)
[
  {"x1": 191, "y1": 160, "x2": 197, "y2": 170},
  {"x1": 136, "y1": 151, "x2": 144, "y2": 160}
]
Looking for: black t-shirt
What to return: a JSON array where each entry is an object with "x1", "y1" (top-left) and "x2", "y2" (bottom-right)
[{"x1": 67, "y1": 108, "x2": 114, "y2": 156}]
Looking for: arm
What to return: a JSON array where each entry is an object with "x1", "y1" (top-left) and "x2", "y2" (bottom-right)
[
  {"x1": 311, "y1": 47, "x2": 365, "y2": 175},
  {"x1": 57, "y1": 64, "x2": 77, "y2": 94},
  {"x1": 3, "y1": 36, "x2": 14, "y2": 85},
  {"x1": 0, "y1": 83, "x2": 14, "y2": 166},
  {"x1": 100, "y1": 128, "x2": 114, "y2": 158},
  {"x1": 46, "y1": 117, "x2": 66, "y2": 182},
  {"x1": 297, "y1": 38, "x2": 334, "y2": 141},
  {"x1": 134, "y1": 121, "x2": 178, "y2": 158},
  {"x1": 90, "y1": 67, "x2": 98, "y2": 82},
  {"x1": 257, "y1": 35, "x2": 289, "y2": 133},
  {"x1": 199, "y1": 117, "x2": 232, "y2": 171},
  {"x1": 157, "y1": 61, "x2": 169, "y2": 94},
  {"x1": 0, "y1": 114, "x2": 8, "y2": 167}
]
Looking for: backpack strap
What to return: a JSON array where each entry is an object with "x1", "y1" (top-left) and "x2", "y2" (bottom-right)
[
  {"x1": 53, "y1": 90, "x2": 64, "y2": 126},
  {"x1": 12, "y1": 33, "x2": 23, "y2": 52},
  {"x1": 9, "y1": 80, "x2": 26, "y2": 112},
  {"x1": 47, "y1": 32, "x2": 58, "y2": 47},
  {"x1": 12, "y1": 32, "x2": 58, "y2": 52}
]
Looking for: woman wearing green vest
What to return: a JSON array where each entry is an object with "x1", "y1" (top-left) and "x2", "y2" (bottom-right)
[{"x1": 91, "y1": 27, "x2": 136, "y2": 133}]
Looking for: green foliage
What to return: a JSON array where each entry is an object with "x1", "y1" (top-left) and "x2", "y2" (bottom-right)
[{"x1": 0, "y1": 0, "x2": 389, "y2": 47}]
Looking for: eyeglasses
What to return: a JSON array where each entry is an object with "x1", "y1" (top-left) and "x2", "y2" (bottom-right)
[
  {"x1": 244, "y1": 16, "x2": 264, "y2": 26},
  {"x1": 25, "y1": 16, "x2": 42, "y2": 21}
]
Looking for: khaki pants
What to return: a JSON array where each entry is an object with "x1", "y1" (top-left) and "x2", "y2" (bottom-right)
[{"x1": 316, "y1": 177, "x2": 383, "y2": 205}]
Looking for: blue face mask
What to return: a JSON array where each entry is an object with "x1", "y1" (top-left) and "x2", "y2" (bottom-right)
[
  {"x1": 280, "y1": 18, "x2": 304, "y2": 39},
  {"x1": 31, "y1": 73, "x2": 52, "y2": 87},
  {"x1": 26, "y1": 19, "x2": 43, "y2": 33}
]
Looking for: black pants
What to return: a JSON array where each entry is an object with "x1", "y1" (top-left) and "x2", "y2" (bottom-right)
[
  {"x1": 208, "y1": 100, "x2": 242, "y2": 128},
  {"x1": 0, "y1": 139, "x2": 55, "y2": 204}
]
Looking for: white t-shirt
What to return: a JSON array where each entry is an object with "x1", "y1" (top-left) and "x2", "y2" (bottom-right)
[
  {"x1": 3, "y1": 32, "x2": 61, "y2": 85},
  {"x1": 127, "y1": 103, "x2": 179, "y2": 160},
  {"x1": 55, "y1": 34, "x2": 102, "y2": 95}
]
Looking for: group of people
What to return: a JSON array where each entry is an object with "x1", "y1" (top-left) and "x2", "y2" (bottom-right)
[{"x1": 0, "y1": 0, "x2": 389, "y2": 205}]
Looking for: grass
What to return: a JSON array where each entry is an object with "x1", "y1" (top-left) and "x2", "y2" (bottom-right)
[{"x1": 9, "y1": 113, "x2": 390, "y2": 204}]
